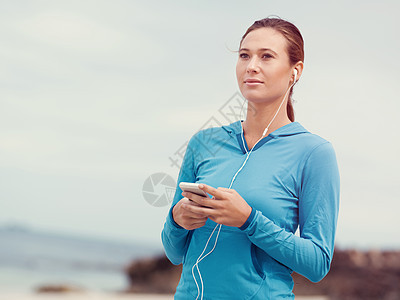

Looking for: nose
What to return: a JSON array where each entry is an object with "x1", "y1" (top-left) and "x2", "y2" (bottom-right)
[{"x1": 246, "y1": 56, "x2": 260, "y2": 73}]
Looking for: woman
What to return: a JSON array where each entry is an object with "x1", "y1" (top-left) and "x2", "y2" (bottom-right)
[{"x1": 161, "y1": 17, "x2": 340, "y2": 299}]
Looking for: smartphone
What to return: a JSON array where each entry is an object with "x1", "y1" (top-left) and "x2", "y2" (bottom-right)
[{"x1": 179, "y1": 182, "x2": 209, "y2": 198}]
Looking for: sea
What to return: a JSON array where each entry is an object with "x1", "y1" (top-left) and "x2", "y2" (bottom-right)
[{"x1": 0, "y1": 225, "x2": 162, "y2": 293}]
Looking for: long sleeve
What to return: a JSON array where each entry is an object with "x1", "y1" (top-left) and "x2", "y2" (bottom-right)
[
  {"x1": 240, "y1": 141, "x2": 340, "y2": 282},
  {"x1": 161, "y1": 135, "x2": 198, "y2": 265}
]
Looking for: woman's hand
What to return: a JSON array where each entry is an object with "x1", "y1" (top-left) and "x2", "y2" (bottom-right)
[
  {"x1": 172, "y1": 197, "x2": 208, "y2": 230},
  {"x1": 181, "y1": 184, "x2": 252, "y2": 228}
]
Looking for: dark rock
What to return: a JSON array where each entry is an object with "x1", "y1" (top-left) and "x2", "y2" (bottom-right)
[
  {"x1": 35, "y1": 284, "x2": 85, "y2": 293},
  {"x1": 292, "y1": 248, "x2": 400, "y2": 300},
  {"x1": 124, "y1": 255, "x2": 182, "y2": 293}
]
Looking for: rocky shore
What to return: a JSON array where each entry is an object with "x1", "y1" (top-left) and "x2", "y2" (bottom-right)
[{"x1": 124, "y1": 249, "x2": 400, "y2": 300}]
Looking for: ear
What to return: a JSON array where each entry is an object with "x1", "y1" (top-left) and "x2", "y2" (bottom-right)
[{"x1": 292, "y1": 61, "x2": 304, "y2": 83}]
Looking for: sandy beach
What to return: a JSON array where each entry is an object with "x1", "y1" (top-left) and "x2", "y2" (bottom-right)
[
  {"x1": 0, "y1": 293, "x2": 173, "y2": 300},
  {"x1": 0, "y1": 292, "x2": 329, "y2": 300}
]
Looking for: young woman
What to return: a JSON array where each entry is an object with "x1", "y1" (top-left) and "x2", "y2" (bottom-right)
[{"x1": 161, "y1": 17, "x2": 340, "y2": 299}]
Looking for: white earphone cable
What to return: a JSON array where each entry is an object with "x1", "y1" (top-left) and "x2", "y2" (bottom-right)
[{"x1": 192, "y1": 74, "x2": 298, "y2": 300}]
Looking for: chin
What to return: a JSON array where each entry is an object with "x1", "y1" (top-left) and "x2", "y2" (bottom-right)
[
  {"x1": 240, "y1": 87, "x2": 282, "y2": 105},
  {"x1": 241, "y1": 92, "x2": 271, "y2": 104}
]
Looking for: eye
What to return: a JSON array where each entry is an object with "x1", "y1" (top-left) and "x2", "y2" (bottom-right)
[
  {"x1": 239, "y1": 53, "x2": 249, "y2": 59},
  {"x1": 262, "y1": 53, "x2": 273, "y2": 59}
]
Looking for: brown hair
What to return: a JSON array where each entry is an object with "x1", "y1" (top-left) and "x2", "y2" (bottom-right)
[{"x1": 239, "y1": 17, "x2": 304, "y2": 122}]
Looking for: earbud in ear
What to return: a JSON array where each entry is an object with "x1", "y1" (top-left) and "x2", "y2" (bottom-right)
[{"x1": 293, "y1": 69, "x2": 298, "y2": 83}]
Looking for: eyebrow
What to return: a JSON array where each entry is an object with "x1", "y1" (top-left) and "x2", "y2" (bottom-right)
[{"x1": 239, "y1": 48, "x2": 278, "y2": 56}]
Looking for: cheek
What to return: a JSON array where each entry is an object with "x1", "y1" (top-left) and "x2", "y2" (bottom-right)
[
  {"x1": 236, "y1": 62, "x2": 245, "y2": 81},
  {"x1": 265, "y1": 66, "x2": 289, "y2": 86},
  {"x1": 235, "y1": 63, "x2": 240, "y2": 79}
]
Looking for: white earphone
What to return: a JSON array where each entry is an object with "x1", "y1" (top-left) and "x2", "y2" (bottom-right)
[{"x1": 293, "y1": 69, "x2": 298, "y2": 83}]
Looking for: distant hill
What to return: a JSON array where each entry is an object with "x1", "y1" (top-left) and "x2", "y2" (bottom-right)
[
  {"x1": 0, "y1": 225, "x2": 162, "y2": 271},
  {"x1": 0, "y1": 225, "x2": 163, "y2": 292}
]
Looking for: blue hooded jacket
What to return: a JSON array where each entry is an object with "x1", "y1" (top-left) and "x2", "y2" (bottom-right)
[{"x1": 161, "y1": 120, "x2": 340, "y2": 299}]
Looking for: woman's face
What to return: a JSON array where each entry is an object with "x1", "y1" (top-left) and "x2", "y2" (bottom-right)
[{"x1": 236, "y1": 27, "x2": 293, "y2": 104}]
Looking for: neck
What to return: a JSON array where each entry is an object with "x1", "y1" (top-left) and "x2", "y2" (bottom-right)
[{"x1": 242, "y1": 100, "x2": 291, "y2": 138}]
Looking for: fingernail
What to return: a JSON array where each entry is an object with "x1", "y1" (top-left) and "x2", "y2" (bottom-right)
[{"x1": 199, "y1": 184, "x2": 204, "y2": 188}]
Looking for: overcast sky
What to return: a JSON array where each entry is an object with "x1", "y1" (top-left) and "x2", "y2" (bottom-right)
[{"x1": 1, "y1": 0, "x2": 399, "y2": 250}]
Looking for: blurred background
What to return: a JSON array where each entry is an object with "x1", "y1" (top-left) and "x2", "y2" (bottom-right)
[{"x1": 1, "y1": 0, "x2": 399, "y2": 298}]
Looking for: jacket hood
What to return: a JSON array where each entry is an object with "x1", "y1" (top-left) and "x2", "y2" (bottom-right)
[{"x1": 222, "y1": 120, "x2": 309, "y2": 138}]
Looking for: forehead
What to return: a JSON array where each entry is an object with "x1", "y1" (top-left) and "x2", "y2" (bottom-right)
[{"x1": 240, "y1": 27, "x2": 287, "y2": 54}]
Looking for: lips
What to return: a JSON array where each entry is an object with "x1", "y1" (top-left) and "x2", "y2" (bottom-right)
[
  {"x1": 245, "y1": 79, "x2": 263, "y2": 83},
  {"x1": 244, "y1": 79, "x2": 263, "y2": 83},
  {"x1": 244, "y1": 79, "x2": 263, "y2": 86}
]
